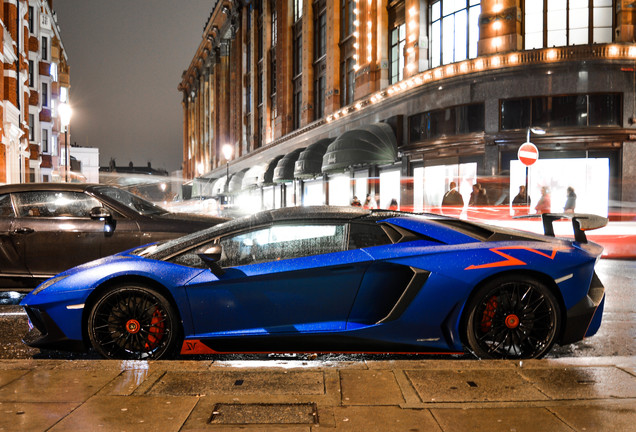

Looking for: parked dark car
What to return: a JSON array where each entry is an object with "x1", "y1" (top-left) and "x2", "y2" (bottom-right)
[{"x1": 0, "y1": 183, "x2": 227, "y2": 290}]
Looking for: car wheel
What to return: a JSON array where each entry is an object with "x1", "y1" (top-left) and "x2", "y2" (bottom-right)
[
  {"x1": 87, "y1": 284, "x2": 181, "y2": 360},
  {"x1": 465, "y1": 276, "x2": 561, "y2": 359}
]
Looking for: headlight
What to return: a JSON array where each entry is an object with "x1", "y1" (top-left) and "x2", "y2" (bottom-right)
[{"x1": 31, "y1": 275, "x2": 69, "y2": 295}]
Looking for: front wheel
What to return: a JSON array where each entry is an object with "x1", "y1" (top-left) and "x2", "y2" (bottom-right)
[
  {"x1": 87, "y1": 285, "x2": 181, "y2": 360},
  {"x1": 464, "y1": 276, "x2": 561, "y2": 359}
]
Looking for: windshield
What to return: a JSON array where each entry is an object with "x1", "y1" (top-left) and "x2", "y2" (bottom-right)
[{"x1": 92, "y1": 186, "x2": 168, "y2": 216}]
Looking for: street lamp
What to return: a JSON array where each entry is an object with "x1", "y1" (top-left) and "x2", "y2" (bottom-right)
[
  {"x1": 222, "y1": 144, "x2": 233, "y2": 196},
  {"x1": 59, "y1": 103, "x2": 72, "y2": 182}
]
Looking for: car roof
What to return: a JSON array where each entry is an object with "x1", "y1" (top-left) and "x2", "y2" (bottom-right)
[
  {"x1": 143, "y1": 206, "x2": 418, "y2": 260},
  {"x1": 0, "y1": 183, "x2": 100, "y2": 194}
]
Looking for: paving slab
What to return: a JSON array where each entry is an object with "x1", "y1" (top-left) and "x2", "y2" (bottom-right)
[
  {"x1": 0, "y1": 369, "x2": 29, "y2": 387},
  {"x1": 518, "y1": 366, "x2": 636, "y2": 399},
  {"x1": 148, "y1": 370, "x2": 325, "y2": 397},
  {"x1": 405, "y1": 369, "x2": 548, "y2": 403},
  {"x1": 0, "y1": 369, "x2": 119, "y2": 403},
  {"x1": 340, "y1": 369, "x2": 405, "y2": 405},
  {"x1": 49, "y1": 395, "x2": 198, "y2": 432},
  {"x1": 549, "y1": 402, "x2": 636, "y2": 431},
  {"x1": 330, "y1": 406, "x2": 442, "y2": 431},
  {"x1": 431, "y1": 407, "x2": 572, "y2": 432},
  {"x1": 0, "y1": 402, "x2": 78, "y2": 432}
]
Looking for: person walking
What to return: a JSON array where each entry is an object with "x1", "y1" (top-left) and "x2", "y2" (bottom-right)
[
  {"x1": 564, "y1": 186, "x2": 576, "y2": 213},
  {"x1": 442, "y1": 182, "x2": 464, "y2": 207},
  {"x1": 534, "y1": 186, "x2": 551, "y2": 214}
]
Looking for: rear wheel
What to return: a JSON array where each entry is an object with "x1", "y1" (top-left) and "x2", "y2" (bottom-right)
[
  {"x1": 87, "y1": 285, "x2": 181, "y2": 360},
  {"x1": 465, "y1": 276, "x2": 561, "y2": 359}
]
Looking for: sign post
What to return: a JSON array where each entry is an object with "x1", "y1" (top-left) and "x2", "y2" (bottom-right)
[{"x1": 518, "y1": 142, "x2": 539, "y2": 207}]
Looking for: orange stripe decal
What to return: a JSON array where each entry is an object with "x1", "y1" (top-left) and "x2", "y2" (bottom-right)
[
  {"x1": 465, "y1": 246, "x2": 566, "y2": 270},
  {"x1": 181, "y1": 339, "x2": 218, "y2": 355}
]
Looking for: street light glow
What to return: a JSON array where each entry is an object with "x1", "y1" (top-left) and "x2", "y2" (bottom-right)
[
  {"x1": 59, "y1": 103, "x2": 72, "y2": 129},
  {"x1": 222, "y1": 144, "x2": 233, "y2": 161}
]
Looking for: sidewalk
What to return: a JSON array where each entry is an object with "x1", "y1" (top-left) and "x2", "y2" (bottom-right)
[{"x1": 0, "y1": 356, "x2": 635, "y2": 431}]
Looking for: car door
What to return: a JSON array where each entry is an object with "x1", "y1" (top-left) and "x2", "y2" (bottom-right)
[
  {"x1": 10, "y1": 190, "x2": 139, "y2": 277},
  {"x1": 0, "y1": 193, "x2": 30, "y2": 279},
  {"x1": 185, "y1": 222, "x2": 374, "y2": 337}
]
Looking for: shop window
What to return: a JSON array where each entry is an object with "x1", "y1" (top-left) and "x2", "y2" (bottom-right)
[
  {"x1": 42, "y1": 128, "x2": 49, "y2": 153},
  {"x1": 28, "y1": 61, "x2": 34, "y2": 87},
  {"x1": 42, "y1": 82, "x2": 49, "y2": 107},
  {"x1": 270, "y1": 0, "x2": 277, "y2": 121},
  {"x1": 303, "y1": 180, "x2": 324, "y2": 206},
  {"x1": 329, "y1": 175, "x2": 351, "y2": 206},
  {"x1": 524, "y1": 0, "x2": 613, "y2": 50},
  {"x1": 409, "y1": 103, "x2": 485, "y2": 143},
  {"x1": 413, "y1": 163, "x2": 476, "y2": 212},
  {"x1": 500, "y1": 93, "x2": 622, "y2": 130},
  {"x1": 430, "y1": 0, "x2": 481, "y2": 68},
  {"x1": 379, "y1": 170, "x2": 400, "y2": 210},
  {"x1": 42, "y1": 36, "x2": 48, "y2": 61},
  {"x1": 314, "y1": 0, "x2": 327, "y2": 120},
  {"x1": 292, "y1": 3, "x2": 303, "y2": 130},
  {"x1": 340, "y1": 0, "x2": 356, "y2": 106},
  {"x1": 388, "y1": 2, "x2": 405, "y2": 84}
]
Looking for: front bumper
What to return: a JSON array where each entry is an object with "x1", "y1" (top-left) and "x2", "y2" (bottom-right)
[
  {"x1": 560, "y1": 271, "x2": 605, "y2": 345},
  {"x1": 23, "y1": 306, "x2": 86, "y2": 352}
]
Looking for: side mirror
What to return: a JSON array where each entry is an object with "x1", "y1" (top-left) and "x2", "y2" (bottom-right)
[
  {"x1": 198, "y1": 244, "x2": 225, "y2": 277},
  {"x1": 90, "y1": 206, "x2": 112, "y2": 221},
  {"x1": 90, "y1": 207, "x2": 116, "y2": 236}
]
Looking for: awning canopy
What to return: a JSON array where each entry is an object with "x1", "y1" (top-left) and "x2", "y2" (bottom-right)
[
  {"x1": 321, "y1": 123, "x2": 397, "y2": 173},
  {"x1": 273, "y1": 148, "x2": 305, "y2": 183},
  {"x1": 258, "y1": 155, "x2": 285, "y2": 186},
  {"x1": 294, "y1": 138, "x2": 334, "y2": 179},
  {"x1": 242, "y1": 164, "x2": 266, "y2": 190},
  {"x1": 211, "y1": 176, "x2": 227, "y2": 196},
  {"x1": 228, "y1": 169, "x2": 247, "y2": 194}
]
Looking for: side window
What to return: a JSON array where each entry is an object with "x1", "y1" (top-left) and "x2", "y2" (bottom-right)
[
  {"x1": 14, "y1": 191, "x2": 102, "y2": 218},
  {"x1": 0, "y1": 194, "x2": 14, "y2": 217},
  {"x1": 348, "y1": 222, "x2": 393, "y2": 249},
  {"x1": 220, "y1": 223, "x2": 346, "y2": 267}
]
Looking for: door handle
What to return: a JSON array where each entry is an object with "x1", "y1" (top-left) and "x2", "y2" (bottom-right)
[{"x1": 12, "y1": 227, "x2": 34, "y2": 235}]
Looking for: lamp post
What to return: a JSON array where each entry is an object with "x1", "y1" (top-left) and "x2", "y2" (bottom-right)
[
  {"x1": 59, "y1": 103, "x2": 72, "y2": 182},
  {"x1": 222, "y1": 144, "x2": 233, "y2": 197},
  {"x1": 523, "y1": 127, "x2": 546, "y2": 207}
]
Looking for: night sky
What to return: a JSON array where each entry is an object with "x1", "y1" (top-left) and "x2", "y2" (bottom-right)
[{"x1": 52, "y1": 0, "x2": 213, "y2": 173}]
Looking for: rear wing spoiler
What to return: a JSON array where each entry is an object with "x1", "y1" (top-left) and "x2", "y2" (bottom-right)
[{"x1": 515, "y1": 213, "x2": 608, "y2": 243}]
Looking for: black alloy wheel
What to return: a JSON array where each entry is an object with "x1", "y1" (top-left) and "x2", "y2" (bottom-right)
[
  {"x1": 465, "y1": 276, "x2": 561, "y2": 359},
  {"x1": 87, "y1": 285, "x2": 181, "y2": 360}
]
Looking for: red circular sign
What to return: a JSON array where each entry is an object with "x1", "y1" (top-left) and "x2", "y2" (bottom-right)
[{"x1": 518, "y1": 142, "x2": 539, "y2": 166}]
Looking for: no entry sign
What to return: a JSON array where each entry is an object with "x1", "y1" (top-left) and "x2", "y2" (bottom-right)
[{"x1": 518, "y1": 142, "x2": 539, "y2": 166}]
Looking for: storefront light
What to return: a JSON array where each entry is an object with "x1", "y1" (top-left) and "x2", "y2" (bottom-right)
[
  {"x1": 493, "y1": 3, "x2": 503, "y2": 13},
  {"x1": 493, "y1": 20, "x2": 502, "y2": 31},
  {"x1": 509, "y1": 53, "x2": 519, "y2": 64},
  {"x1": 608, "y1": 45, "x2": 619, "y2": 57},
  {"x1": 459, "y1": 62, "x2": 469, "y2": 73},
  {"x1": 475, "y1": 59, "x2": 484, "y2": 70},
  {"x1": 546, "y1": 49, "x2": 558, "y2": 61},
  {"x1": 446, "y1": 65, "x2": 455, "y2": 76},
  {"x1": 491, "y1": 56, "x2": 501, "y2": 67},
  {"x1": 629, "y1": 47, "x2": 636, "y2": 58}
]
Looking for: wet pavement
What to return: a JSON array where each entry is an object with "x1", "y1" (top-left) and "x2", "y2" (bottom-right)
[{"x1": 0, "y1": 356, "x2": 635, "y2": 431}]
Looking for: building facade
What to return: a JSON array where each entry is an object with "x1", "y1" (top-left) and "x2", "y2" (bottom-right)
[
  {"x1": 0, "y1": 0, "x2": 70, "y2": 185},
  {"x1": 180, "y1": 0, "x2": 635, "y2": 217}
]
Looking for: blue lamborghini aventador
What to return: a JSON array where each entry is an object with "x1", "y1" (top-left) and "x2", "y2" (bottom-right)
[{"x1": 20, "y1": 206, "x2": 606, "y2": 360}]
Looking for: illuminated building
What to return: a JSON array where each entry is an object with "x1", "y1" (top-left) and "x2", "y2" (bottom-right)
[{"x1": 180, "y1": 0, "x2": 634, "y2": 215}]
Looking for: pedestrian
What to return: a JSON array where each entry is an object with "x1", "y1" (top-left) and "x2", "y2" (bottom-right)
[
  {"x1": 351, "y1": 196, "x2": 361, "y2": 207},
  {"x1": 564, "y1": 186, "x2": 576, "y2": 213},
  {"x1": 388, "y1": 198, "x2": 398, "y2": 210},
  {"x1": 512, "y1": 185, "x2": 530, "y2": 206},
  {"x1": 534, "y1": 186, "x2": 551, "y2": 214},
  {"x1": 468, "y1": 183, "x2": 489, "y2": 206},
  {"x1": 363, "y1": 194, "x2": 377, "y2": 209},
  {"x1": 441, "y1": 182, "x2": 464, "y2": 207}
]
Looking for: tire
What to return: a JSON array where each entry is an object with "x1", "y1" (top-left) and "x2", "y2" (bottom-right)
[
  {"x1": 87, "y1": 284, "x2": 181, "y2": 360},
  {"x1": 464, "y1": 275, "x2": 561, "y2": 359}
]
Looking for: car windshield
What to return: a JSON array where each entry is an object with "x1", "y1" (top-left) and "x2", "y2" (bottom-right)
[{"x1": 92, "y1": 186, "x2": 168, "y2": 216}]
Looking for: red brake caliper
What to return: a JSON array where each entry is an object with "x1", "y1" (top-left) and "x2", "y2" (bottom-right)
[
  {"x1": 480, "y1": 295, "x2": 498, "y2": 333},
  {"x1": 144, "y1": 307, "x2": 165, "y2": 350}
]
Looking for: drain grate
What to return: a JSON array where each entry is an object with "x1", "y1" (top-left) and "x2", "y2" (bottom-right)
[{"x1": 210, "y1": 403, "x2": 318, "y2": 425}]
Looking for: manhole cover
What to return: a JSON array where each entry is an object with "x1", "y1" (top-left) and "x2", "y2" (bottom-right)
[{"x1": 210, "y1": 403, "x2": 318, "y2": 425}]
